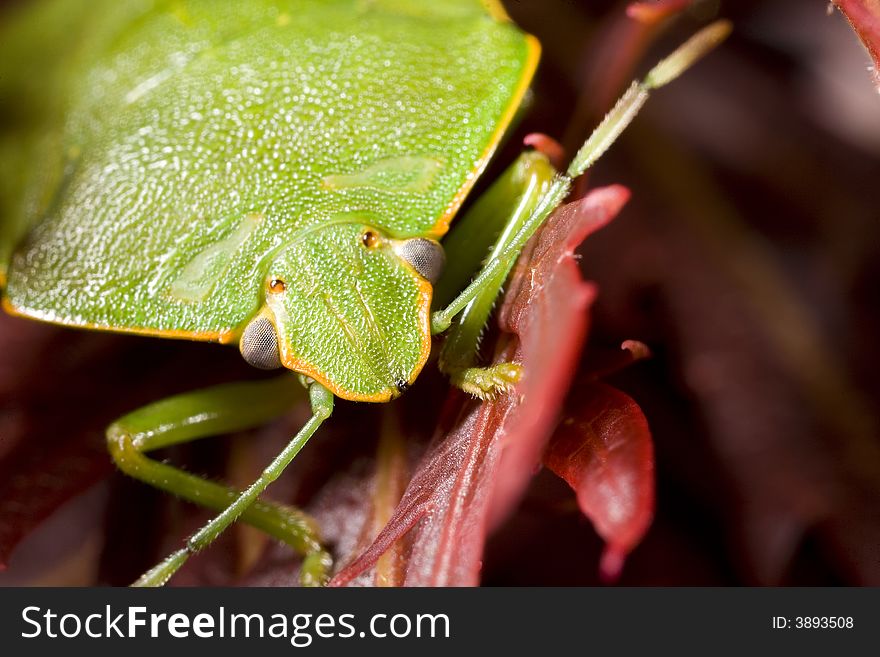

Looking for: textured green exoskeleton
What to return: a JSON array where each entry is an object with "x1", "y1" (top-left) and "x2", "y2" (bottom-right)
[
  {"x1": 0, "y1": 0, "x2": 729, "y2": 585},
  {"x1": 1, "y1": 0, "x2": 537, "y2": 402}
]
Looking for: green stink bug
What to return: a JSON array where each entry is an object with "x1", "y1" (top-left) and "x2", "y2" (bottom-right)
[{"x1": 0, "y1": 0, "x2": 729, "y2": 585}]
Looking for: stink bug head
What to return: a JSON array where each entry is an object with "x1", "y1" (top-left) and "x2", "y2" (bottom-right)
[{"x1": 250, "y1": 221, "x2": 435, "y2": 402}]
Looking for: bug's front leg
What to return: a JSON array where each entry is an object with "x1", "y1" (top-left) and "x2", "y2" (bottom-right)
[
  {"x1": 432, "y1": 20, "x2": 732, "y2": 400},
  {"x1": 106, "y1": 376, "x2": 333, "y2": 586},
  {"x1": 434, "y1": 150, "x2": 554, "y2": 399}
]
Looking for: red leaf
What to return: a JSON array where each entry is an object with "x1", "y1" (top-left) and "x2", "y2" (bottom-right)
[
  {"x1": 833, "y1": 0, "x2": 880, "y2": 90},
  {"x1": 544, "y1": 383, "x2": 655, "y2": 582},
  {"x1": 487, "y1": 186, "x2": 631, "y2": 529},
  {"x1": 331, "y1": 185, "x2": 630, "y2": 586},
  {"x1": 523, "y1": 133, "x2": 565, "y2": 170}
]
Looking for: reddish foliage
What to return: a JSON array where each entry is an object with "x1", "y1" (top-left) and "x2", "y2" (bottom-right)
[
  {"x1": 544, "y1": 383, "x2": 654, "y2": 582},
  {"x1": 833, "y1": 0, "x2": 880, "y2": 89},
  {"x1": 487, "y1": 186, "x2": 631, "y2": 529}
]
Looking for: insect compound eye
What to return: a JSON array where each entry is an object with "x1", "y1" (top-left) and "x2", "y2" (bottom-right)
[
  {"x1": 239, "y1": 316, "x2": 282, "y2": 370},
  {"x1": 395, "y1": 238, "x2": 445, "y2": 284},
  {"x1": 268, "y1": 278, "x2": 286, "y2": 293}
]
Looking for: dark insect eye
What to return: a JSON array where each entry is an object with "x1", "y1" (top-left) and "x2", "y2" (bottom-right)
[
  {"x1": 268, "y1": 278, "x2": 286, "y2": 293},
  {"x1": 239, "y1": 316, "x2": 282, "y2": 370},
  {"x1": 396, "y1": 238, "x2": 445, "y2": 283},
  {"x1": 361, "y1": 230, "x2": 380, "y2": 248}
]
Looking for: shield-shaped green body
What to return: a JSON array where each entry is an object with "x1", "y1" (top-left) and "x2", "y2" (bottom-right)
[{"x1": 0, "y1": 0, "x2": 538, "y2": 401}]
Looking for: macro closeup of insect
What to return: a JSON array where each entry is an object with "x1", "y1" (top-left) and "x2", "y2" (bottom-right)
[{"x1": 0, "y1": 0, "x2": 732, "y2": 587}]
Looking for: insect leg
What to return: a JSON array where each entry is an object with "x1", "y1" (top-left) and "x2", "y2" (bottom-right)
[
  {"x1": 106, "y1": 376, "x2": 333, "y2": 586},
  {"x1": 431, "y1": 20, "x2": 732, "y2": 337},
  {"x1": 435, "y1": 151, "x2": 554, "y2": 399}
]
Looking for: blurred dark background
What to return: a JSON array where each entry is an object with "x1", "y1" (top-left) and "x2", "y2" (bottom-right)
[
  {"x1": 0, "y1": 0, "x2": 878, "y2": 585},
  {"x1": 487, "y1": 0, "x2": 880, "y2": 585}
]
